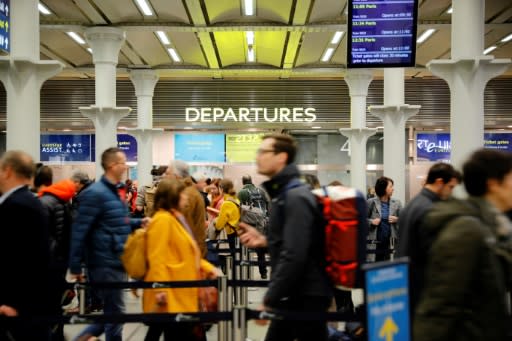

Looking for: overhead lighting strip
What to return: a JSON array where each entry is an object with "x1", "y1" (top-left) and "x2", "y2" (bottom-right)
[
  {"x1": 483, "y1": 45, "x2": 497, "y2": 55},
  {"x1": 156, "y1": 31, "x2": 170, "y2": 45},
  {"x1": 243, "y1": 0, "x2": 254, "y2": 16},
  {"x1": 134, "y1": 0, "x2": 153, "y2": 16},
  {"x1": 67, "y1": 32, "x2": 86, "y2": 45},
  {"x1": 38, "y1": 2, "x2": 52, "y2": 15},
  {"x1": 321, "y1": 48, "x2": 334, "y2": 62},
  {"x1": 417, "y1": 29, "x2": 436, "y2": 43},
  {"x1": 167, "y1": 48, "x2": 181, "y2": 62}
]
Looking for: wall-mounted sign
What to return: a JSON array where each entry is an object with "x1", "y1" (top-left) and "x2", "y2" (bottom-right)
[
  {"x1": 347, "y1": 0, "x2": 418, "y2": 68},
  {"x1": 175, "y1": 134, "x2": 225, "y2": 162},
  {"x1": 41, "y1": 134, "x2": 92, "y2": 162},
  {"x1": 0, "y1": 0, "x2": 10, "y2": 53},
  {"x1": 226, "y1": 133, "x2": 264, "y2": 163},
  {"x1": 416, "y1": 132, "x2": 512, "y2": 162},
  {"x1": 185, "y1": 107, "x2": 317, "y2": 123}
]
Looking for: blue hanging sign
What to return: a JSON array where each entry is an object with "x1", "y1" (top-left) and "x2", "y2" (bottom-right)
[
  {"x1": 365, "y1": 260, "x2": 410, "y2": 341},
  {"x1": 40, "y1": 134, "x2": 92, "y2": 162},
  {"x1": 417, "y1": 132, "x2": 512, "y2": 162},
  {"x1": 90, "y1": 134, "x2": 138, "y2": 162},
  {"x1": 0, "y1": 0, "x2": 10, "y2": 53}
]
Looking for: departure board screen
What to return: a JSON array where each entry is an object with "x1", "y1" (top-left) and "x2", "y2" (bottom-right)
[{"x1": 347, "y1": 0, "x2": 418, "y2": 68}]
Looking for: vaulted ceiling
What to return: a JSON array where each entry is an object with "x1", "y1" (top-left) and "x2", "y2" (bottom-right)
[{"x1": 38, "y1": 0, "x2": 512, "y2": 80}]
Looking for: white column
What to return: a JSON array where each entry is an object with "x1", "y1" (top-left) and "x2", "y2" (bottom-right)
[
  {"x1": 369, "y1": 68, "x2": 420, "y2": 204},
  {"x1": 79, "y1": 27, "x2": 131, "y2": 179},
  {"x1": 128, "y1": 69, "x2": 163, "y2": 187},
  {"x1": 340, "y1": 69, "x2": 377, "y2": 192},
  {"x1": 0, "y1": 0, "x2": 62, "y2": 160},
  {"x1": 427, "y1": 0, "x2": 510, "y2": 171}
]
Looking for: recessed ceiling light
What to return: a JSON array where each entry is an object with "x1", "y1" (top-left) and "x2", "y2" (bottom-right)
[
  {"x1": 167, "y1": 48, "x2": 181, "y2": 62},
  {"x1": 243, "y1": 0, "x2": 254, "y2": 16},
  {"x1": 331, "y1": 31, "x2": 344, "y2": 44},
  {"x1": 483, "y1": 45, "x2": 497, "y2": 55},
  {"x1": 321, "y1": 47, "x2": 335, "y2": 62},
  {"x1": 38, "y1": 2, "x2": 52, "y2": 15},
  {"x1": 134, "y1": 0, "x2": 153, "y2": 16},
  {"x1": 246, "y1": 31, "x2": 254, "y2": 45},
  {"x1": 62, "y1": 128, "x2": 71, "y2": 132},
  {"x1": 434, "y1": 128, "x2": 444, "y2": 131},
  {"x1": 248, "y1": 47, "x2": 255, "y2": 62},
  {"x1": 86, "y1": 47, "x2": 92, "y2": 54},
  {"x1": 155, "y1": 31, "x2": 170, "y2": 45},
  {"x1": 417, "y1": 29, "x2": 436, "y2": 43},
  {"x1": 67, "y1": 32, "x2": 86, "y2": 45},
  {"x1": 312, "y1": 126, "x2": 322, "y2": 129},
  {"x1": 446, "y1": 6, "x2": 453, "y2": 14},
  {"x1": 500, "y1": 33, "x2": 512, "y2": 43},
  {"x1": 183, "y1": 127, "x2": 193, "y2": 130}
]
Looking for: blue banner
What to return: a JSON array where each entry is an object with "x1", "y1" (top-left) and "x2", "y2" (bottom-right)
[
  {"x1": 175, "y1": 134, "x2": 225, "y2": 162},
  {"x1": 40, "y1": 134, "x2": 92, "y2": 162},
  {"x1": 366, "y1": 262, "x2": 410, "y2": 341},
  {"x1": 417, "y1": 133, "x2": 512, "y2": 162},
  {"x1": 0, "y1": 0, "x2": 9, "y2": 53},
  {"x1": 90, "y1": 134, "x2": 138, "y2": 162}
]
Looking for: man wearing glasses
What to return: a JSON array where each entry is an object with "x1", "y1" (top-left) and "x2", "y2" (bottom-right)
[{"x1": 239, "y1": 134, "x2": 332, "y2": 341}]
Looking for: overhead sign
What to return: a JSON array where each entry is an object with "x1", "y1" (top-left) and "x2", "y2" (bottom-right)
[
  {"x1": 365, "y1": 261, "x2": 410, "y2": 341},
  {"x1": 417, "y1": 133, "x2": 512, "y2": 162},
  {"x1": 41, "y1": 134, "x2": 92, "y2": 162},
  {"x1": 175, "y1": 134, "x2": 225, "y2": 162},
  {"x1": 0, "y1": 0, "x2": 10, "y2": 53},
  {"x1": 226, "y1": 133, "x2": 264, "y2": 163},
  {"x1": 347, "y1": 0, "x2": 418, "y2": 68},
  {"x1": 185, "y1": 107, "x2": 317, "y2": 123}
]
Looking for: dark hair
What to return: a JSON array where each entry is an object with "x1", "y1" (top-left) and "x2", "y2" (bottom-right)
[
  {"x1": 262, "y1": 133, "x2": 297, "y2": 165},
  {"x1": 0, "y1": 150, "x2": 35, "y2": 180},
  {"x1": 302, "y1": 173, "x2": 320, "y2": 189},
  {"x1": 154, "y1": 179, "x2": 185, "y2": 212},
  {"x1": 219, "y1": 178, "x2": 236, "y2": 196},
  {"x1": 242, "y1": 175, "x2": 252, "y2": 185},
  {"x1": 375, "y1": 176, "x2": 393, "y2": 197},
  {"x1": 151, "y1": 165, "x2": 168, "y2": 176},
  {"x1": 425, "y1": 162, "x2": 461, "y2": 184},
  {"x1": 463, "y1": 149, "x2": 512, "y2": 196},
  {"x1": 34, "y1": 163, "x2": 53, "y2": 188},
  {"x1": 101, "y1": 147, "x2": 123, "y2": 171},
  {"x1": 329, "y1": 180, "x2": 343, "y2": 186}
]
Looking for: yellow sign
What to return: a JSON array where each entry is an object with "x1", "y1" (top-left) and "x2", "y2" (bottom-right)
[
  {"x1": 379, "y1": 316, "x2": 398, "y2": 341},
  {"x1": 225, "y1": 133, "x2": 264, "y2": 163}
]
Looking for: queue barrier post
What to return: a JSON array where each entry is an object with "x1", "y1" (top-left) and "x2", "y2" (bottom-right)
[{"x1": 232, "y1": 305, "x2": 247, "y2": 341}]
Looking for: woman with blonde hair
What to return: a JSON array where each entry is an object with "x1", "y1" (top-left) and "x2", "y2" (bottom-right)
[
  {"x1": 214, "y1": 178, "x2": 241, "y2": 253},
  {"x1": 143, "y1": 179, "x2": 219, "y2": 341}
]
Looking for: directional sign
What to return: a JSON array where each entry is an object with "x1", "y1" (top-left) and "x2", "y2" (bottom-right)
[
  {"x1": 365, "y1": 260, "x2": 410, "y2": 341},
  {"x1": 0, "y1": 0, "x2": 9, "y2": 53}
]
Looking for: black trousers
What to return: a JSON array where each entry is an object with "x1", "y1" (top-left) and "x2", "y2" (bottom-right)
[
  {"x1": 265, "y1": 296, "x2": 331, "y2": 341},
  {"x1": 145, "y1": 323, "x2": 205, "y2": 341}
]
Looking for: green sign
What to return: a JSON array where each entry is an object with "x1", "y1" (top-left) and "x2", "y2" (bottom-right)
[{"x1": 226, "y1": 133, "x2": 264, "y2": 163}]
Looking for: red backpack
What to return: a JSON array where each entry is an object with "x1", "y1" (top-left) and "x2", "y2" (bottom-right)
[{"x1": 312, "y1": 186, "x2": 368, "y2": 289}]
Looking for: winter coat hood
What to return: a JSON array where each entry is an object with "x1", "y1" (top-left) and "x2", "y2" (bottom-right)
[{"x1": 39, "y1": 179, "x2": 76, "y2": 201}]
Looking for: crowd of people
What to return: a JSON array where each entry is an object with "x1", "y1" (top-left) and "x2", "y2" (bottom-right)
[{"x1": 1, "y1": 134, "x2": 512, "y2": 341}]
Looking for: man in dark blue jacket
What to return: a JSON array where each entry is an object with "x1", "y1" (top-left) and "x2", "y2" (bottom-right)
[
  {"x1": 239, "y1": 134, "x2": 332, "y2": 341},
  {"x1": 0, "y1": 150, "x2": 52, "y2": 340},
  {"x1": 69, "y1": 147, "x2": 147, "y2": 341}
]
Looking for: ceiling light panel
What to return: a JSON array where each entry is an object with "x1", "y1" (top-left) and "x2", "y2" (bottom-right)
[
  {"x1": 331, "y1": 31, "x2": 344, "y2": 45},
  {"x1": 501, "y1": 33, "x2": 512, "y2": 43},
  {"x1": 248, "y1": 47, "x2": 255, "y2": 62},
  {"x1": 483, "y1": 45, "x2": 497, "y2": 55},
  {"x1": 417, "y1": 29, "x2": 436, "y2": 43},
  {"x1": 67, "y1": 32, "x2": 86, "y2": 45},
  {"x1": 246, "y1": 31, "x2": 254, "y2": 45},
  {"x1": 156, "y1": 31, "x2": 170, "y2": 45},
  {"x1": 38, "y1": 2, "x2": 52, "y2": 15},
  {"x1": 167, "y1": 48, "x2": 181, "y2": 62},
  {"x1": 321, "y1": 47, "x2": 334, "y2": 62},
  {"x1": 243, "y1": 0, "x2": 254, "y2": 16},
  {"x1": 134, "y1": 0, "x2": 153, "y2": 16}
]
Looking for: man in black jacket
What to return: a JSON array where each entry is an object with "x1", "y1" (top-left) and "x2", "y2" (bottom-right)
[
  {"x1": 239, "y1": 134, "x2": 332, "y2": 341},
  {"x1": 0, "y1": 150, "x2": 52, "y2": 340}
]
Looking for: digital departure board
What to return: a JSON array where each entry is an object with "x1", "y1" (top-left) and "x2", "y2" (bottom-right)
[{"x1": 347, "y1": 0, "x2": 418, "y2": 68}]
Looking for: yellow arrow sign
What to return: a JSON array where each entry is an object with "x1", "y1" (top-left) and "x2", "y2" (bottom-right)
[{"x1": 379, "y1": 316, "x2": 399, "y2": 341}]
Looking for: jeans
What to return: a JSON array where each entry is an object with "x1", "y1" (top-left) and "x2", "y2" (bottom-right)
[
  {"x1": 264, "y1": 296, "x2": 330, "y2": 341},
  {"x1": 73, "y1": 267, "x2": 126, "y2": 341}
]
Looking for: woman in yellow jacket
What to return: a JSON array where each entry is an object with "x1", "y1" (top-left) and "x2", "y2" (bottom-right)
[
  {"x1": 143, "y1": 179, "x2": 219, "y2": 341},
  {"x1": 214, "y1": 178, "x2": 241, "y2": 253}
]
